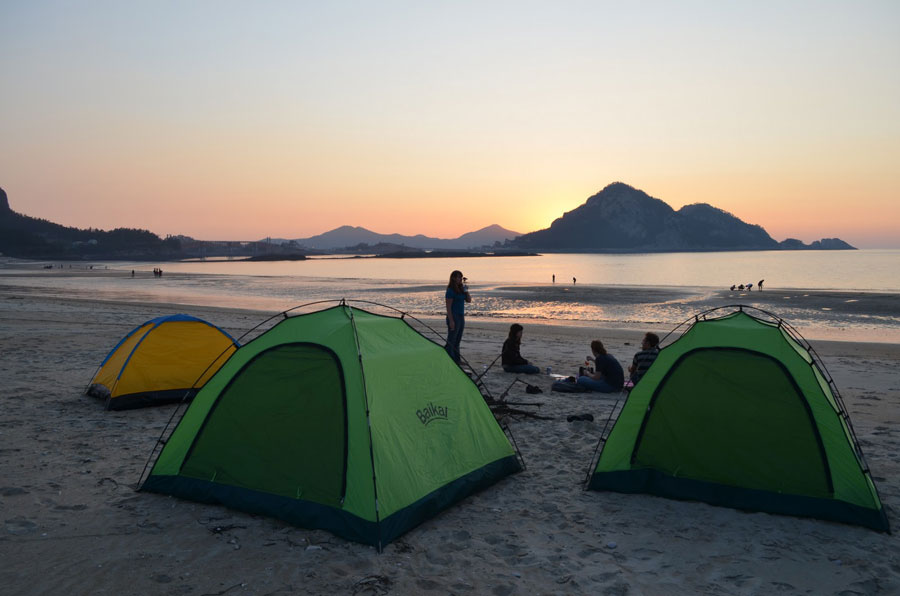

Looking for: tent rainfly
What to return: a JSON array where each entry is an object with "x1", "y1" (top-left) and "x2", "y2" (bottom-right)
[
  {"x1": 87, "y1": 314, "x2": 239, "y2": 410},
  {"x1": 140, "y1": 304, "x2": 522, "y2": 548},
  {"x1": 587, "y1": 307, "x2": 890, "y2": 533}
]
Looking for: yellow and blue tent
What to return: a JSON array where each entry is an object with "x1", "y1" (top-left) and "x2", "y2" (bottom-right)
[{"x1": 86, "y1": 314, "x2": 239, "y2": 410}]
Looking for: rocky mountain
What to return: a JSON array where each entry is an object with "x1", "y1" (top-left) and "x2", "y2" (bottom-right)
[
  {"x1": 289, "y1": 224, "x2": 521, "y2": 250},
  {"x1": 510, "y1": 183, "x2": 853, "y2": 251}
]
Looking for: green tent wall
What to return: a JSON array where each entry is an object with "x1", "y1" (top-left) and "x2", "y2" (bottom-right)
[
  {"x1": 588, "y1": 308, "x2": 889, "y2": 532},
  {"x1": 141, "y1": 304, "x2": 521, "y2": 548}
]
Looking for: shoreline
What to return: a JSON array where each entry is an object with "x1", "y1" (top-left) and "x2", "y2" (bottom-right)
[{"x1": 2, "y1": 268, "x2": 899, "y2": 344}]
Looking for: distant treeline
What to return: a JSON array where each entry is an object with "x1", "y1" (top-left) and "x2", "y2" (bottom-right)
[{"x1": 0, "y1": 207, "x2": 182, "y2": 259}]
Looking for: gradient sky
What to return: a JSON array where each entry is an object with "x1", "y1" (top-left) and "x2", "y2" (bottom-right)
[{"x1": 2, "y1": 1, "x2": 898, "y2": 247}]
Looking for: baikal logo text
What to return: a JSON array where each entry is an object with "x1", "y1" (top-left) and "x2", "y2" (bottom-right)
[{"x1": 416, "y1": 403, "x2": 449, "y2": 426}]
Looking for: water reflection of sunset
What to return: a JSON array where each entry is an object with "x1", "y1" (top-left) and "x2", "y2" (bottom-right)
[{"x1": 4, "y1": 262, "x2": 897, "y2": 343}]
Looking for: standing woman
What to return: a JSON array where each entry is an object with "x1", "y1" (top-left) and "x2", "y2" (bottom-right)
[{"x1": 445, "y1": 270, "x2": 471, "y2": 364}]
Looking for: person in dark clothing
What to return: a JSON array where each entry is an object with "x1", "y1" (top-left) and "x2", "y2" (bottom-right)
[
  {"x1": 577, "y1": 340, "x2": 624, "y2": 392},
  {"x1": 628, "y1": 332, "x2": 660, "y2": 385},
  {"x1": 444, "y1": 270, "x2": 471, "y2": 364},
  {"x1": 501, "y1": 323, "x2": 540, "y2": 374}
]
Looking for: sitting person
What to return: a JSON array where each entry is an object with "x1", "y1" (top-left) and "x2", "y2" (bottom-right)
[
  {"x1": 501, "y1": 324, "x2": 541, "y2": 374},
  {"x1": 628, "y1": 332, "x2": 660, "y2": 385},
  {"x1": 576, "y1": 340, "x2": 624, "y2": 393}
]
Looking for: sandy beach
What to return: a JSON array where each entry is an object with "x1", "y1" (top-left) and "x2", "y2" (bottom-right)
[{"x1": 1, "y1": 291, "x2": 898, "y2": 595}]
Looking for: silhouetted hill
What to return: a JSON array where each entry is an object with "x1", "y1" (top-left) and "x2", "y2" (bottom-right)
[
  {"x1": 290, "y1": 224, "x2": 521, "y2": 250},
  {"x1": 779, "y1": 237, "x2": 855, "y2": 250},
  {"x1": 510, "y1": 183, "x2": 853, "y2": 251},
  {"x1": 0, "y1": 187, "x2": 181, "y2": 259},
  {"x1": 661, "y1": 203, "x2": 777, "y2": 250},
  {"x1": 1, "y1": 184, "x2": 855, "y2": 259},
  {"x1": 454, "y1": 224, "x2": 522, "y2": 248},
  {"x1": 510, "y1": 183, "x2": 674, "y2": 250}
]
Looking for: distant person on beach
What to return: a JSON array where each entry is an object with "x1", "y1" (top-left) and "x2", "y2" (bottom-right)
[
  {"x1": 552, "y1": 274, "x2": 555, "y2": 284},
  {"x1": 738, "y1": 284, "x2": 744, "y2": 290},
  {"x1": 501, "y1": 323, "x2": 540, "y2": 374},
  {"x1": 572, "y1": 277, "x2": 576, "y2": 285},
  {"x1": 628, "y1": 332, "x2": 660, "y2": 385},
  {"x1": 577, "y1": 340, "x2": 624, "y2": 393},
  {"x1": 730, "y1": 284, "x2": 736, "y2": 291},
  {"x1": 746, "y1": 282, "x2": 753, "y2": 291},
  {"x1": 758, "y1": 279, "x2": 765, "y2": 290},
  {"x1": 444, "y1": 270, "x2": 471, "y2": 364}
]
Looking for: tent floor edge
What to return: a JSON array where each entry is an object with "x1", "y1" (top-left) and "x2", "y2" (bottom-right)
[
  {"x1": 378, "y1": 455, "x2": 523, "y2": 546},
  {"x1": 140, "y1": 475, "x2": 380, "y2": 547},
  {"x1": 588, "y1": 469, "x2": 889, "y2": 533},
  {"x1": 106, "y1": 389, "x2": 198, "y2": 411}
]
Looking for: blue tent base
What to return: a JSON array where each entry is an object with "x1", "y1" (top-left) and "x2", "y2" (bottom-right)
[
  {"x1": 589, "y1": 468, "x2": 890, "y2": 533},
  {"x1": 102, "y1": 388, "x2": 198, "y2": 411},
  {"x1": 141, "y1": 455, "x2": 522, "y2": 548}
]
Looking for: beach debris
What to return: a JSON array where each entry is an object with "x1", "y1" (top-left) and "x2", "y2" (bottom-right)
[
  {"x1": 607, "y1": 541, "x2": 618, "y2": 549},
  {"x1": 208, "y1": 524, "x2": 246, "y2": 534},
  {"x1": 392, "y1": 541, "x2": 414, "y2": 553},
  {"x1": 567, "y1": 414, "x2": 594, "y2": 422},
  {"x1": 199, "y1": 583, "x2": 244, "y2": 596},
  {"x1": 351, "y1": 574, "x2": 393, "y2": 595},
  {"x1": 96, "y1": 477, "x2": 118, "y2": 489},
  {"x1": 489, "y1": 402, "x2": 552, "y2": 420}
]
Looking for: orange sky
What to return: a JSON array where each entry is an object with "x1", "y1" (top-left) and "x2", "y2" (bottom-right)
[{"x1": 2, "y1": 3, "x2": 898, "y2": 247}]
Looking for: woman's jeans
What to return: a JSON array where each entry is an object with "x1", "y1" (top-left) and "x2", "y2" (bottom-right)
[
  {"x1": 503, "y1": 364, "x2": 541, "y2": 374},
  {"x1": 576, "y1": 375, "x2": 621, "y2": 393},
  {"x1": 445, "y1": 314, "x2": 465, "y2": 364}
]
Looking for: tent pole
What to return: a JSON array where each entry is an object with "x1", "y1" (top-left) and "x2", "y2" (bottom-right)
[
  {"x1": 584, "y1": 400, "x2": 621, "y2": 487},
  {"x1": 345, "y1": 304, "x2": 384, "y2": 551}
]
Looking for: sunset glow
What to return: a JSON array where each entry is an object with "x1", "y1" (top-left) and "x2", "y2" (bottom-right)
[{"x1": 1, "y1": 2, "x2": 898, "y2": 247}]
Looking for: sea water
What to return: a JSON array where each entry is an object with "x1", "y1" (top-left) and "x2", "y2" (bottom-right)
[{"x1": 2, "y1": 250, "x2": 898, "y2": 342}]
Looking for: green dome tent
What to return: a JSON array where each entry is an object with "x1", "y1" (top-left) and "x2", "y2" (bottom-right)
[
  {"x1": 140, "y1": 303, "x2": 522, "y2": 548},
  {"x1": 587, "y1": 306, "x2": 889, "y2": 532}
]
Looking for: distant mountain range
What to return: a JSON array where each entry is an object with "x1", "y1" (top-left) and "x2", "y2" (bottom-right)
[
  {"x1": 277, "y1": 224, "x2": 522, "y2": 250},
  {"x1": 0, "y1": 183, "x2": 854, "y2": 260},
  {"x1": 508, "y1": 182, "x2": 855, "y2": 251}
]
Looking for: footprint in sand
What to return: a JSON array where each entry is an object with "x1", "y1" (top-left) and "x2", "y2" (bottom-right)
[
  {"x1": 5, "y1": 517, "x2": 38, "y2": 535},
  {"x1": 0, "y1": 487, "x2": 29, "y2": 496}
]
